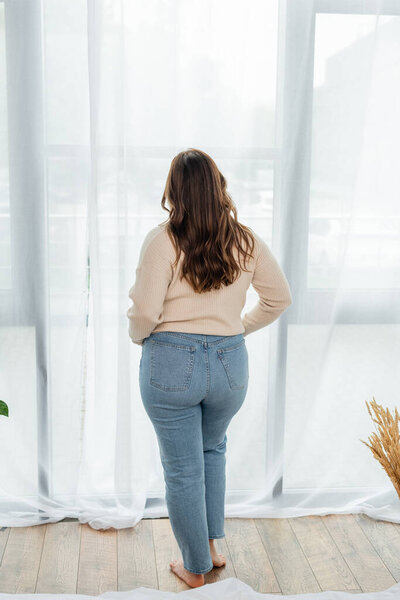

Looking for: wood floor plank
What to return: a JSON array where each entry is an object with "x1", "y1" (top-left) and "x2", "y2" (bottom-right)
[
  {"x1": 224, "y1": 518, "x2": 280, "y2": 593},
  {"x1": 1, "y1": 515, "x2": 398, "y2": 595},
  {"x1": 322, "y1": 514, "x2": 396, "y2": 592},
  {"x1": 0, "y1": 528, "x2": 10, "y2": 565},
  {"x1": 255, "y1": 518, "x2": 321, "y2": 595},
  {"x1": 289, "y1": 515, "x2": 360, "y2": 591},
  {"x1": 118, "y1": 519, "x2": 158, "y2": 591},
  {"x1": 77, "y1": 523, "x2": 117, "y2": 595},
  {"x1": 204, "y1": 536, "x2": 236, "y2": 584},
  {"x1": 354, "y1": 514, "x2": 400, "y2": 581},
  {"x1": 0, "y1": 525, "x2": 46, "y2": 593},
  {"x1": 151, "y1": 518, "x2": 188, "y2": 592},
  {"x1": 36, "y1": 522, "x2": 81, "y2": 593}
]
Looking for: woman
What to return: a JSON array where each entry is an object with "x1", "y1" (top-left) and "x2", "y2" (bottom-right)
[{"x1": 127, "y1": 148, "x2": 292, "y2": 588}]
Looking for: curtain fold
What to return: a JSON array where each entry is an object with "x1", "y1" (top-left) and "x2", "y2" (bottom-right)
[{"x1": 0, "y1": 0, "x2": 399, "y2": 528}]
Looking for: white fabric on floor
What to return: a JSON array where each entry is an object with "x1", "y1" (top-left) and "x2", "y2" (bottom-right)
[{"x1": 1, "y1": 579, "x2": 400, "y2": 599}]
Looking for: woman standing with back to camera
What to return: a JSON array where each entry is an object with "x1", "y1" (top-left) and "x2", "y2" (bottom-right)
[{"x1": 127, "y1": 148, "x2": 292, "y2": 588}]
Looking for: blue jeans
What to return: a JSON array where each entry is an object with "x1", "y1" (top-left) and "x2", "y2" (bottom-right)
[{"x1": 139, "y1": 331, "x2": 249, "y2": 574}]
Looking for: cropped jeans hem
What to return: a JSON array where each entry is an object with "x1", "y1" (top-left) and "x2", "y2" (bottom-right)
[
  {"x1": 184, "y1": 562, "x2": 214, "y2": 575},
  {"x1": 209, "y1": 533, "x2": 225, "y2": 539}
]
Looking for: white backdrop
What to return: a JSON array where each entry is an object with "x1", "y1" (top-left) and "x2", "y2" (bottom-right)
[{"x1": 0, "y1": 0, "x2": 399, "y2": 528}]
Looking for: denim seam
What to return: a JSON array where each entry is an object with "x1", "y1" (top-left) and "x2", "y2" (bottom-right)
[
  {"x1": 151, "y1": 331, "x2": 243, "y2": 346},
  {"x1": 217, "y1": 338, "x2": 245, "y2": 353},
  {"x1": 151, "y1": 339, "x2": 197, "y2": 351},
  {"x1": 183, "y1": 562, "x2": 214, "y2": 574},
  {"x1": 205, "y1": 344, "x2": 210, "y2": 399}
]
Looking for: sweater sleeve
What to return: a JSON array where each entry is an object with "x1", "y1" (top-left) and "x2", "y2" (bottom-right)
[
  {"x1": 241, "y1": 235, "x2": 292, "y2": 337},
  {"x1": 127, "y1": 229, "x2": 173, "y2": 346}
]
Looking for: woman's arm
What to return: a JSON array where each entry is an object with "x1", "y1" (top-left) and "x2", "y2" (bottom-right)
[
  {"x1": 241, "y1": 236, "x2": 292, "y2": 337},
  {"x1": 127, "y1": 229, "x2": 173, "y2": 346}
]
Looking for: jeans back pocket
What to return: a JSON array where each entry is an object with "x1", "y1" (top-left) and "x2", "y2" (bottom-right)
[
  {"x1": 150, "y1": 340, "x2": 196, "y2": 392},
  {"x1": 217, "y1": 339, "x2": 249, "y2": 390}
]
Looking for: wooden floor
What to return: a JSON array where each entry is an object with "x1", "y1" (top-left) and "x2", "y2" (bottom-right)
[{"x1": 0, "y1": 514, "x2": 399, "y2": 595}]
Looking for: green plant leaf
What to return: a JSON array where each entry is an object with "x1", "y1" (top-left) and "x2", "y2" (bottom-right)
[{"x1": 0, "y1": 400, "x2": 9, "y2": 417}]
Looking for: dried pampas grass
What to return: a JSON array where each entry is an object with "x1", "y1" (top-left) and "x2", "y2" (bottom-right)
[{"x1": 360, "y1": 396, "x2": 400, "y2": 499}]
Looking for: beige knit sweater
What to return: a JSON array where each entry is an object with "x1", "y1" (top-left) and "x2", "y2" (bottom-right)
[{"x1": 127, "y1": 223, "x2": 292, "y2": 346}]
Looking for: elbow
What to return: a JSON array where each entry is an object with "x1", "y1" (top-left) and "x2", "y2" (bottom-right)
[
  {"x1": 280, "y1": 293, "x2": 293, "y2": 316},
  {"x1": 276, "y1": 287, "x2": 294, "y2": 310},
  {"x1": 282, "y1": 281, "x2": 293, "y2": 309},
  {"x1": 284, "y1": 289, "x2": 293, "y2": 308},
  {"x1": 261, "y1": 290, "x2": 292, "y2": 317},
  {"x1": 274, "y1": 294, "x2": 292, "y2": 321},
  {"x1": 127, "y1": 302, "x2": 160, "y2": 342}
]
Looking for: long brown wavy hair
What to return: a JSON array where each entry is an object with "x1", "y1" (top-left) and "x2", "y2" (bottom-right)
[{"x1": 160, "y1": 148, "x2": 256, "y2": 293}]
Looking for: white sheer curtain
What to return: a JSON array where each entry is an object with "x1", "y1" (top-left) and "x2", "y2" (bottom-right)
[{"x1": 0, "y1": 0, "x2": 399, "y2": 529}]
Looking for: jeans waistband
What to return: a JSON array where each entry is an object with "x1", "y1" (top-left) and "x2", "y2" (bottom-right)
[{"x1": 149, "y1": 331, "x2": 244, "y2": 347}]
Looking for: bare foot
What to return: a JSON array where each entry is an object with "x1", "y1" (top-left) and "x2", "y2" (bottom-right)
[
  {"x1": 209, "y1": 540, "x2": 226, "y2": 567},
  {"x1": 169, "y1": 559, "x2": 205, "y2": 588}
]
